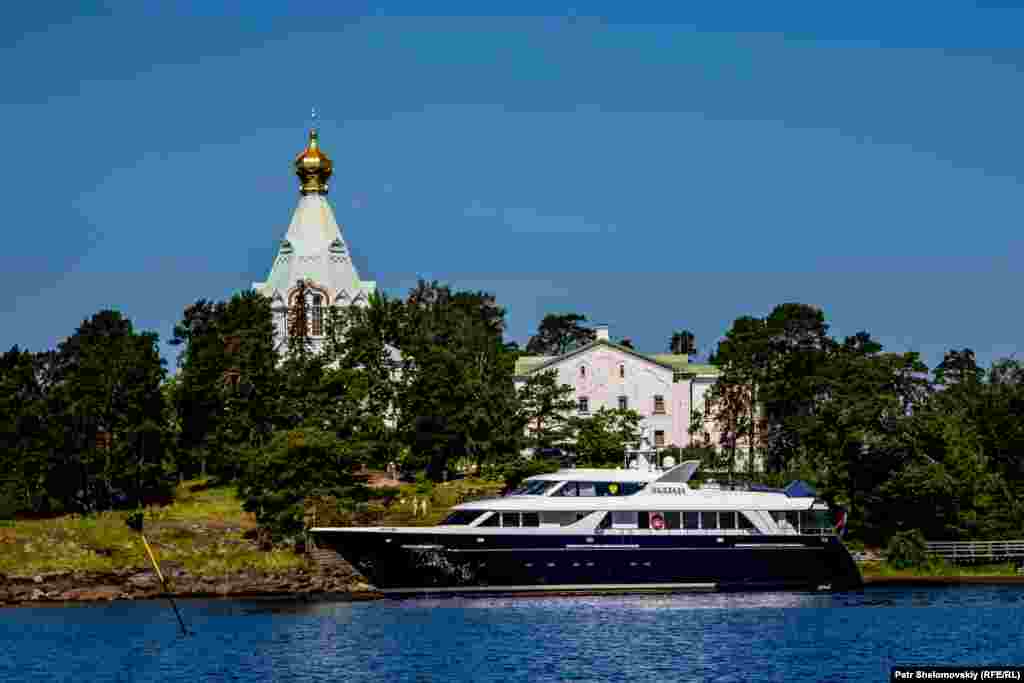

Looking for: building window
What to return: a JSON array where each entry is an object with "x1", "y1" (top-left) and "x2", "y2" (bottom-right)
[
  {"x1": 654, "y1": 430, "x2": 665, "y2": 447},
  {"x1": 580, "y1": 365, "x2": 586, "y2": 378},
  {"x1": 311, "y1": 294, "x2": 323, "y2": 336},
  {"x1": 578, "y1": 397, "x2": 589, "y2": 414},
  {"x1": 618, "y1": 396, "x2": 628, "y2": 410},
  {"x1": 619, "y1": 364, "x2": 625, "y2": 379},
  {"x1": 653, "y1": 395, "x2": 665, "y2": 414}
]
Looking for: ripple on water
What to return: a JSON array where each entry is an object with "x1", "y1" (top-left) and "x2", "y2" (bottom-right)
[{"x1": 1, "y1": 587, "x2": 1023, "y2": 682}]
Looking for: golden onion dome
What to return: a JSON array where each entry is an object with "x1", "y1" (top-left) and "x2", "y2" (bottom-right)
[{"x1": 294, "y1": 128, "x2": 333, "y2": 195}]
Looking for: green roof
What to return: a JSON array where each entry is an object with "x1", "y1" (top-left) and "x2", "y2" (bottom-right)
[
  {"x1": 514, "y1": 340, "x2": 719, "y2": 377},
  {"x1": 514, "y1": 356, "x2": 550, "y2": 375}
]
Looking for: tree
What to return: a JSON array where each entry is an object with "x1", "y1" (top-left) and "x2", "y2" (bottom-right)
[
  {"x1": 0, "y1": 346, "x2": 51, "y2": 514},
  {"x1": 792, "y1": 347, "x2": 930, "y2": 540},
  {"x1": 397, "y1": 281, "x2": 521, "y2": 480},
  {"x1": 516, "y1": 370, "x2": 577, "y2": 453},
  {"x1": 669, "y1": 330, "x2": 696, "y2": 356},
  {"x1": 572, "y1": 407, "x2": 643, "y2": 467},
  {"x1": 44, "y1": 311, "x2": 171, "y2": 512},
  {"x1": 236, "y1": 427, "x2": 369, "y2": 542},
  {"x1": 171, "y1": 291, "x2": 278, "y2": 479},
  {"x1": 321, "y1": 292, "x2": 407, "y2": 467},
  {"x1": 618, "y1": 338, "x2": 634, "y2": 350},
  {"x1": 705, "y1": 315, "x2": 769, "y2": 477},
  {"x1": 526, "y1": 314, "x2": 596, "y2": 356}
]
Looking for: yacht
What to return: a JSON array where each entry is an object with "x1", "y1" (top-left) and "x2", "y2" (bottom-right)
[{"x1": 309, "y1": 458, "x2": 862, "y2": 594}]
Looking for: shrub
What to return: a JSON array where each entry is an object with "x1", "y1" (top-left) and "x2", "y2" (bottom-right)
[
  {"x1": 501, "y1": 458, "x2": 561, "y2": 491},
  {"x1": 886, "y1": 529, "x2": 929, "y2": 570}
]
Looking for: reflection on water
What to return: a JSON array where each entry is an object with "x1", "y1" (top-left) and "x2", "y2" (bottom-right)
[{"x1": 2, "y1": 587, "x2": 1023, "y2": 683}]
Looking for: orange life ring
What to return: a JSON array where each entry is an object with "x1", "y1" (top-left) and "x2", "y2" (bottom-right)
[{"x1": 650, "y1": 513, "x2": 666, "y2": 530}]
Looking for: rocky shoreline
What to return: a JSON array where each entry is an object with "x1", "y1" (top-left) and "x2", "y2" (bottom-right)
[{"x1": 0, "y1": 564, "x2": 383, "y2": 607}]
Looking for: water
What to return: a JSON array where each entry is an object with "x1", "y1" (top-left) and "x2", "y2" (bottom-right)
[{"x1": 2, "y1": 587, "x2": 1024, "y2": 682}]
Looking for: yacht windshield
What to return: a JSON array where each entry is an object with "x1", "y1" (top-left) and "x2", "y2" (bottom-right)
[
  {"x1": 439, "y1": 510, "x2": 486, "y2": 525},
  {"x1": 553, "y1": 481, "x2": 647, "y2": 497},
  {"x1": 511, "y1": 480, "x2": 561, "y2": 496}
]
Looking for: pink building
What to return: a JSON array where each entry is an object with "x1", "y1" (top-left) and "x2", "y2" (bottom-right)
[{"x1": 514, "y1": 325, "x2": 723, "y2": 453}]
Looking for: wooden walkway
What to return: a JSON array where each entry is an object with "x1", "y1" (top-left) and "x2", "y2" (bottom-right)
[{"x1": 925, "y1": 540, "x2": 1024, "y2": 564}]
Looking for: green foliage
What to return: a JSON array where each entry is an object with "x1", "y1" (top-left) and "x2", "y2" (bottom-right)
[
  {"x1": 501, "y1": 458, "x2": 561, "y2": 491},
  {"x1": 885, "y1": 529, "x2": 929, "y2": 570},
  {"x1": 669, "y1": 330, "x2": 696, "y2": 356},
  {"x1": 396, "y1": 281, "x2": 522, "y2": 480},
  {"x1": 170, "y1": 291, "x2": 278, "y2": 481},
  {"x1": 572, "y1": 408, "x2": 643, "y2": 467},
  {"x1": 516, "y1": 370, "x2": 577, "y2": 452},
  {"x1": 526, "y1": 313, "x2": 596, "y2": 356},
  {"x1": 0, "y1": 312, "x2": 174, "y2": 515},
  {"x1": 236, "y1": 428, "x2": 369, "y2": 541}
]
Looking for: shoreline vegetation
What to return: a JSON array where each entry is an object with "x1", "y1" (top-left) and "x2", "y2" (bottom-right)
[
  {"x1": 3, "y1": 295, "x2": 1024, "y2": 606},
  {"x1": 3, "y1": 477, "x2": 1021, "y2": 607},
  {"x1": 0, "y1": 476, "x2": 502, "y2": 607}
]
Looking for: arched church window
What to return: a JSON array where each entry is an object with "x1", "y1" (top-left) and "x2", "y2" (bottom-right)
[
  {"x1": 311, "y1": 294, "x2": 323, "y2": 336},
  {"x1": 580, "y1": 365, "x2": 586, "y2": 378}
]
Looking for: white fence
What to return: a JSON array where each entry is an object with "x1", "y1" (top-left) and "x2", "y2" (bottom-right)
[{"x1": 925, "y1": 540, "x2": 1024, "y2": 564}]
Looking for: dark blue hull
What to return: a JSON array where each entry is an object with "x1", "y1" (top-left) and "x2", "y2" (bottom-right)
[{"x1": 311, "y1": 530, "x2": 862, "y2": 593}]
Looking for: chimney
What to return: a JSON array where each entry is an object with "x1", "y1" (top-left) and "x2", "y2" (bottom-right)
[{"x1": 594, "y1": 324, "x2": 610, "y2": 342}]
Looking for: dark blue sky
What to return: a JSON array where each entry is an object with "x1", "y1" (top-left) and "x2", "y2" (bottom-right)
[{"x1": 2, "y1": 1, "x2": 1022, "y2": 370}]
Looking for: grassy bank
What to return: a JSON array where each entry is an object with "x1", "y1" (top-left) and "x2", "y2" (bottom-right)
[
  {"x1": 0, "y1": 474, "x2": 504, "y2": 579},
  {"x1": 858, "y1": 559, "x2": 1021, "y2": 579},
  {"x1": 311, "y1": 476, "x2": 505, "y2": 528},
  {"x1": 0, "y1": 480, "x2": 306, "y2": 577}
]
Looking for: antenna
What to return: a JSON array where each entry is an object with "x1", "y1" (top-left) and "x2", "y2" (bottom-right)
[{"x1": 310, "y1": 106, "x2": 318, "y2": 130}]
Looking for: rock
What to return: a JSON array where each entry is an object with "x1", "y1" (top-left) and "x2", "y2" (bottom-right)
[
  {"x1": 32, "y1": 575, "x2": 43, "y2": 584},
  {"x1": 60, "y1": 586, "x2": 121, "y2": 601},
  {"x1": 127, "y1": 572, "x2": 159, "y2": 590},
  {"x1": 29, "y1": 589, "x2": 45, "y2": 600}
]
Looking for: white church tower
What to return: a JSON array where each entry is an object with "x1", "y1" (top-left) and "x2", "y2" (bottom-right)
[{"x1": 252, "y1": 124, "x2": 376, "y2": 352}]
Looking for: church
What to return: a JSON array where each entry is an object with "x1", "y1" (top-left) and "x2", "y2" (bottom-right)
[
  {"x1": 251, "y1": 125, "x2": 375, "y2": 352},
  {"x1": 251, "y1": 124, "x2": 749, "y2": 465}
]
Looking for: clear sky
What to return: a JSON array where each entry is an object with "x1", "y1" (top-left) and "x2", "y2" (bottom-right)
[{"x1": 2, "y1": 1, "x2": 1022, "y2": 370}]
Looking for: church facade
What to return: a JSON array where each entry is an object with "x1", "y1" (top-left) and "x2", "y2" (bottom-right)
[{"x1": 252, "y1": 127, "x2": 375, "y2": 352}]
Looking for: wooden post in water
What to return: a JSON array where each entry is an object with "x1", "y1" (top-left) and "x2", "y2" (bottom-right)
[{"x1": 127, "y1": 511, "x2": 191, "y2": 637}]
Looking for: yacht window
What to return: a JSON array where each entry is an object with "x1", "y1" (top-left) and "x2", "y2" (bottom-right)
[
  {"x1": 701, "y1": 511, "x2": 718, "y2": 530},
  {"x1": 683, "y1": 512, "x2": 700, "y2": 529},
  {"x1": 501, "y1": 512, "x2": 520, "y2": 528},
  {"x1": 554, "y1": 482, "x2": 578, "y2": 497},
  {"x1": 480, "y1": 512, "x2": 500, "y2": 527},
  {"x1": 521, "y1": 512, "x2": 540, "y2": 527},
  {"x1": 800, "y1": 509, "x2": 830, "y2": 531},
  {"x1": 578, "y1": 482, "x2": 596, "y2": 497},
  {"x1": 540, "y1": 511, "x2": 591, "y2": 526},
  {"x1": 512, "y1": 480, "x2": 560, "y2": 496},
  {"x1": 641, "y1": 511, "x2": 673, "y2": 530},
  {"x1": 738, "y1": 512, "x2": 755, "y2": 530},
  {"x1": 611, "y1": 511, "x2": 638, "y2": 529},
  {"x1": 663, "y1": 511, "x2": 681, "y2": 530},
  {"x1": 440, "y1": 510, "x2": 487, "y2": 525},
  {"x1": 719, "y1": 511, "x2": 736, "y2": 530},
  {"x1": 786, "y1": 511, "x2": 800, "y2": 533},
  {"x1": 597, "y1": 513, "x2": 612, "y2": 530}
]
